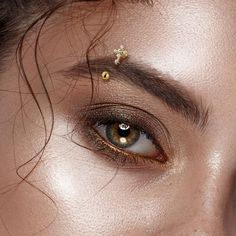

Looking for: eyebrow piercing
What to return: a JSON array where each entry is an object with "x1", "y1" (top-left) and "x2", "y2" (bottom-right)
[
  {"x1": 101, "y1": 71, "x2": 110, "y2": 81},
  {"x1": 114, "y1": 45, "x2": 128, "y2": 65}
]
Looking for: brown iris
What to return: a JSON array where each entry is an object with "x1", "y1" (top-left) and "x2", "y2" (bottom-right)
[{"x1": 106, "y1": 123, "x2": 140, "y2": 148}]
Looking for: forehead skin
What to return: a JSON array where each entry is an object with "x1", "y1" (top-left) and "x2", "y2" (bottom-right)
[{"x1": 1, "y1": 0, "x2": 236, "y2": 235}]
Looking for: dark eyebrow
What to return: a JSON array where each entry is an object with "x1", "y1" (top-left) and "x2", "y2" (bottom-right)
[{"x1": 64, "y1": 57, "x2": 209, "y2": 131}]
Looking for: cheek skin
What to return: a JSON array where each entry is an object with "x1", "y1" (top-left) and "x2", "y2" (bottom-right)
[{"x1": 1, "y1": 0, "x2": 236, "y2": 235}]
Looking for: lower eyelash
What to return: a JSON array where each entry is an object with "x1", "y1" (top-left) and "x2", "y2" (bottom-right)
[
  {"x1": 78, "y1": 122, "x2": 168, "y2": 168},
  {"x1": 75, "y1": 103, "x2": 171, "y2": 168}
]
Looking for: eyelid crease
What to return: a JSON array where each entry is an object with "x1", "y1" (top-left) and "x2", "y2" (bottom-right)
[
  {"x1": 63, "y1": 57, "x2": 210, "y2": 133},
  {"x1": 78, "y1": 103, "x2": 170, "y2": 168},
  {"x1": 77, "y1": 102, "x2": 173, "y2": 161},
  {"x1": 79, "y1": 102, "x2": 171, "y2": 141}
]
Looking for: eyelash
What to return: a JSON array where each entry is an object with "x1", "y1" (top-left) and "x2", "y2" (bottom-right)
[{"x1": 75, "y1": 103, "x2": 171, "y2": 168}]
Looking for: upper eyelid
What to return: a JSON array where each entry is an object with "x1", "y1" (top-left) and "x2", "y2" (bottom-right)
[
  {"x1": 78, "y1": 102, "x2": 172, "y2": 157},
  {"x1": 63, "y1": 57, "x2": 210, "y2": 132},
  {"x1": 79, "y1": 102, "x2": 171, "y2": 139}
]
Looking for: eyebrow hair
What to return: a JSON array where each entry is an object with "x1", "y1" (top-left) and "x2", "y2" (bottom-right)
[{"x1": 65, "y1": 57, "x2": 209, "y2": 131}]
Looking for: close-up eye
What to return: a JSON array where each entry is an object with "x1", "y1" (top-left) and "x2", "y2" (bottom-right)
[
  {"x1": 76, "y1": 103, "x2": 170, "y2": 167},
  {"x1": 94, "y1": 122, "x2": 159, "y2": 157}
]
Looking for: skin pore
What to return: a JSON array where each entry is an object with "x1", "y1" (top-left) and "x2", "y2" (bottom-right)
[{"x1": 1, "y1": 0, "x2": 236, "y2": 235}]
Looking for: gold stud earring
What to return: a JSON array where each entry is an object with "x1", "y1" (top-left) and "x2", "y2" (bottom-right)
[
  {"x1": 101, "y1": 71, "x2": 110, "y2": 81},
  {"x1": 114, "y1": 45, "x2": 128, "y2": 65}
]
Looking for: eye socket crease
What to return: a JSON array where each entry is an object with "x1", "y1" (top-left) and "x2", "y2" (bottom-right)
[{"x1": 63, "y1": 56, "x2": 210, "y2": 132}]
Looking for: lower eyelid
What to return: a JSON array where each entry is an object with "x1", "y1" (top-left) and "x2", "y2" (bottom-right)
[
  {"x1": 90, "y1": 126, "x2": 168, "y2": 166},
  {"x1": 75, "y1": 103, "x2": 171, "y2": 167}
]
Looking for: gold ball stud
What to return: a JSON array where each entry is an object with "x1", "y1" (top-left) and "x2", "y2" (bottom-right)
[{"x1": 101, "y1": 71, "x2": 110, "y2": 81}]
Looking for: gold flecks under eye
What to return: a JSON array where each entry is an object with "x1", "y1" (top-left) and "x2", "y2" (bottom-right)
[{"x1": 101, "y1": 71, "x2": 110, "y2": 81}]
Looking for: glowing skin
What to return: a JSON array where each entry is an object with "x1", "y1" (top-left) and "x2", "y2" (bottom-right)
[{"x1": 0, "y1": 0, "x2": 236, "y2": 235}]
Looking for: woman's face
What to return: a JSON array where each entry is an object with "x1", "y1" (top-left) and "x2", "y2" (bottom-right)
[{"x1": 1, "y1": 0, "x2": 236, "y2": 235}]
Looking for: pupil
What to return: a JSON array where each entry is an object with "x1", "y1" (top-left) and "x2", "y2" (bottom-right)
[{"x1": 118, "y1": 123, "x2": 130, "y2": 137}]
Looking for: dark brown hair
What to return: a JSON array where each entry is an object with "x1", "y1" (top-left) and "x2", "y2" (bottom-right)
[{"x1": 0, "y1": 0, "x2": 151, "y2": 233}]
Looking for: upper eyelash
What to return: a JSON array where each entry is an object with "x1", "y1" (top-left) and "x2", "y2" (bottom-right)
[
  {"x1": 74, "y1": 102, "x2": 171, "y2": 167},
  {"x1": 80, "y1": 102, "x2": 171, "y2": 141}
]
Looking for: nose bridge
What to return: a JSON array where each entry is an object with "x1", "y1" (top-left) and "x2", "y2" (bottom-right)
[
  {"x1": 187, "y1": 188, "x2": 227, "y2": 236},
  {"x1": 199, "y1": 159, "x2": 229, "y2": 216},
  {"x1": 161, "y1": 172, "x2": 232, "y2": 236},
  {"x1": 156, "y1": 158, "x2": 235, "y2": 236},
  {"x1": 182, "y1": 151, "x2": 234, "y2": 235},
  {"x1": 168, "y1": 78, "x2": 236, "y2": 235}
]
